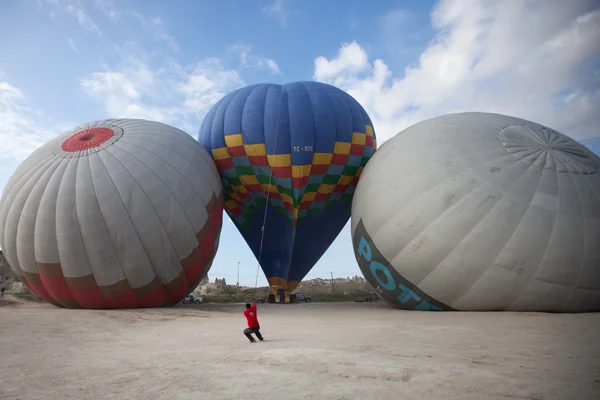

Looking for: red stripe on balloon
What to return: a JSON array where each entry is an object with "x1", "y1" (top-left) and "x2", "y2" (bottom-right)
[
  {"x1": 246, "y1": 184, "x2": 263, "y2": 193},
  {"x1": 271, "y1": 167, "x2": 291, "y2": 178},
  {"x1": 310, "y1": 164, "x2": 329, "y2": 175},
  {"x1": 165, "y1": 277, "x2": 189, "y2": 303},
  {"x1": 314, "y1": 192, "x2": 329, "y2": 202},
  {"x1": 350, "y1": 144, "x2": 365, "y2": 156},
  {"x1": 292, "y1": 176, "x2": 309, "y2": 188},
  {"x1": 23, "y1": 277, "x2": 60, "y2": 306},
  {"x1": 37, "y1": 262, "x2": 79, "y2": 308},
  {"x1": 39, "y1": 276, "x2": 77, "y2": 306},
  {"x1": 184, "y1": 257, "x2": 205, "y2": 289},
  {"x1": 228, "y1": 146, "x2": 247, "y2": 157},
  {"x1": 248, "y1": 155, "x2": 269, "y2": 166},
  {"x1": 215, "y1": 158, "x2": 234, "y2": 170},
  {"x1": 71, "y1": 287, "x2": 105, "y2": 309},
  {"x1": 185, "y1": 200, "x2": 221, "y2": 289},
  {"x1": 331, "y1": 154, "x2": 348, "y2": 165},
  {"x1": 137, "y1": 286, "x2": 169, "y2": 308},
  {"x1": 102, "y1": 290, "x2": 138, "y2": 309},
  {"x1": 210, "y1": 200, "x2": 223, "y2": 230}
]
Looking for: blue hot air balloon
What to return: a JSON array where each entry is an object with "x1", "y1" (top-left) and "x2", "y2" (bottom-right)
[{"x1": 198, "y1": 81, "x2": 376, "y2": 301}]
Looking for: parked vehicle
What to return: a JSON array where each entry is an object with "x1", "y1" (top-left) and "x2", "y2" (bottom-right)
[
  {"x1": 181, "y1": 294, "x2": 203, "y2": 304},
  {"x1": 295, "y1": 293, "x2": 312, "y2": 303}
]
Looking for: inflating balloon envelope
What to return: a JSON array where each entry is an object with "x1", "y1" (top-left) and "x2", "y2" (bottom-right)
[
  {"x1": 351, "y1": 112, "x2": 600, "y2": 312},
  {"x1": 0, "y1": 119, "x2": 223, "y2": 309},
  {"x1": 199, "y1": 81, "x2": 377, "y2": 301}
]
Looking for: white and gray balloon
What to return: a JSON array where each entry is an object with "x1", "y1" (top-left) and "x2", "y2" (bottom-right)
[
  {"x1": 352, "y1": 112, "x2": 600, "y2": 312},
  {"x1": 0, "y1": 119, "x2": 223, "y2": 309}
]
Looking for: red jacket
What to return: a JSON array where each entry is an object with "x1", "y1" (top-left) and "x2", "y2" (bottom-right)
[{"x1": 244, "y1": 301, "x2": 259, "y2": 328}]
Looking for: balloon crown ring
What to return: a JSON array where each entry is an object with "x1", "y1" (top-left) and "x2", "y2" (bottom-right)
[
  {"x1": 54, "y1": 125, "x2": 124, "y2": 158},
  {"x1": 499, "y1": 124, "x2": 597, "y2": 175}
]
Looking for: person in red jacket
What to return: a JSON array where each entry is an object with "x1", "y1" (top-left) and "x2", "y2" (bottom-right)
[{"x1": 243, "y1": 300, "x2": 264, "y2": 343}]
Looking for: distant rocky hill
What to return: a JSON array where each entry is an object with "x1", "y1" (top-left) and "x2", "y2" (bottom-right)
[
  {"x1": 296, "y1": 276, "x2": 373, "y2": 294},
  {"x1": 194, "y1": 274, "x2": 374, "y2": 296}
]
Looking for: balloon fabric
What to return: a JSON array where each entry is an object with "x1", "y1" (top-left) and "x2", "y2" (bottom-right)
[
  {"x1": 199, "y1": 81, "x2": 376, "y2": 296},
  {"x1": 0, "y1": 119, "x2": 223, "y2": 309}
]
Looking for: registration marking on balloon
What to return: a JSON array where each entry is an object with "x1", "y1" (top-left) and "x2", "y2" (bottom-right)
[
  {"x1": 353, "y1": 219, "x2": 454, "y2": 311},
  {"x1": 292, "y1": 145, "x2": 314, "y2": 152}
]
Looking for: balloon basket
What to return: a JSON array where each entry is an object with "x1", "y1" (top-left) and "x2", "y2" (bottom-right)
[{"x1": 267, "y1": 293, "x2": 296, "y2": 304}]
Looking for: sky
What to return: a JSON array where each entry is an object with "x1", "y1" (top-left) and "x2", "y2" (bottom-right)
[{"x1": 1, "y1": 0, "x2": 599, "y2": 286}]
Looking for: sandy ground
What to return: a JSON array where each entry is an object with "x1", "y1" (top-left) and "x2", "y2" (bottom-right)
[{"x1": 0, "y1": 297, "x2": 599, "y2": 400}]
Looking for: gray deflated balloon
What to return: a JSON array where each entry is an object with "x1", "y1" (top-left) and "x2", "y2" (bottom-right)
[{"x1": 351, "y1": 112, "x2": 600, "y2": 312}]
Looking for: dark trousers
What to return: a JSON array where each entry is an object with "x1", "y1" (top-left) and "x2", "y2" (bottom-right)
[{"x1": 243, "y1": 324, "x2": 263, "y2": 342}]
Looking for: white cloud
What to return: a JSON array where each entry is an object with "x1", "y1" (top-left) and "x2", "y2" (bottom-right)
[
  {"x1": 230, "y1": 45, "x2": 282, "y2": 75},
  {"x1": 0, "y1": 81, "x2": 63, "y2": 162},
  {"x1": 80, "y1": 59, "x2": 181, "y2": 125},
  {"x1": 314, "y1": 41, "x2": 370, "y2": 83},
  {"x1": 262, "y1": 0, "x2": 291, "y2": 26},
  {"x1": 92, "y1": 0, "x2": 120, "y2": 22},
  {"x1": 64, "y1": 1, "x2": 102, "y2": 35},
  {"x1": 132, "y1": 11, "x2": 179, "y2": 52},
  {"x1": 265, "y1": 59, "x2": 280, "y2": 74},
  {"x1": 41, "y1": 0, "x2": 102, "y2": 35},
  {"x1": 67, "y1": 37, "x2": 80, "y2": 53},
  {"x1": 79, "y1": 44, "x2": 250, "y2": 135},
  {"x1": 178, "y1": 58, "x2": 245, "y2": 118},
  {"x1": 313, "y1": 0, "x2": 600, "y2": 143},
  {"x1": 44, "y1": 1, "x2": 178, "y2": 51}
]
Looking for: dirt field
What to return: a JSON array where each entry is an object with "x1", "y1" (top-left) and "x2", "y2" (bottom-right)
[{"x1": 1, "y1": 297, "x2": 598, "y2": 400}]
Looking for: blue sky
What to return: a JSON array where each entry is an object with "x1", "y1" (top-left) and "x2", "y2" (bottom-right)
[{"x1": 1, "y1": 0, "x2": 599, "y2": 286}]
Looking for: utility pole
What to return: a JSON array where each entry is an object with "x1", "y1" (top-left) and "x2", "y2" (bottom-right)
[
  {"x1": 237, "y1": 262, "x2": 240, "y2": 287},
  {"x1": 331, "y1": 271, "x2": 335, "y2": 294}
]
